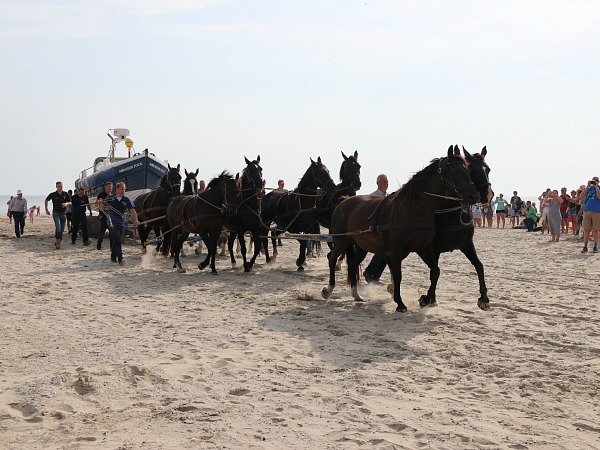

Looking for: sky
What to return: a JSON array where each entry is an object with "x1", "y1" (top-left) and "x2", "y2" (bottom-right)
[{"x1": 1, "y1": 0, "x2": 599, "y2": 200}]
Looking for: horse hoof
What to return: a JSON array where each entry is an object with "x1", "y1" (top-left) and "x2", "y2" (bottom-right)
[
  {"x1": 211, "y1": 271, "x2": 218, "y2": 275},
  {"x1": 395, "y1": 304, "x2": 408, "y2": 313},
  {"x1": 351, "y1": 287, "x2": 364, "y2": 302},
  {"x1": 478, "y1": 300, "x2": 490, "y2": 310},
  {"x1": 178, "y1": 268, "x2": 186, "y2": 273},
  {"x1": 321, "y1": 287, "x2": 332, "y2": 299},
  {"x1": 297, "y1": 266, "x2": 305, "y2": 272},
  {"x1": 198, "y1": 263, "x2": 207, "y2": 271},
  {"x1": 418, "y1": 295, "x2": 429, "y2": 308}
]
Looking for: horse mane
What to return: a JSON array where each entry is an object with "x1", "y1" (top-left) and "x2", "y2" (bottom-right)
[
  {"x1": 206, "y1": 171, "x2": 234, "y2": 189},
  {"x1": 398, "y1": 155, "x2": 466, "y2": 200}
]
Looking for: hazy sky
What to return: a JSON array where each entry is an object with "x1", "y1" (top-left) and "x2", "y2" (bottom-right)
[{"x1": 2, "y1": 0, "x2": 599, "y2": 199}]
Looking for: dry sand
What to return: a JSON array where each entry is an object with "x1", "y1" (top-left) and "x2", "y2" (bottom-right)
[{"x1": 0, "y1": 216, "x2": 598, "y2": 449}]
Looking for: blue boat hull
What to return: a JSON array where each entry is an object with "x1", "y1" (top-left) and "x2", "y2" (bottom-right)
[{"x1": 75, "y1": 151, "x2": 168, "y2": 200}]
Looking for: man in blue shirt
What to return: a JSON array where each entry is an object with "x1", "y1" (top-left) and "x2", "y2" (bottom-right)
[
  {"x1": 102, "y1": 182, "x2": 139, "y2": 265},
  {"x1": 580, "y1": 176, "x2": 600, "y2": 253}
]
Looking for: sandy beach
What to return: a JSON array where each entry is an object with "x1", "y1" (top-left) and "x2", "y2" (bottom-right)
[{"x1": 0, "y1": 216, "x2": 598, "y2": 449}]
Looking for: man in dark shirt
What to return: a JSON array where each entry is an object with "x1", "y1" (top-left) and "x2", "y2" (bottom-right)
[
  {"x1": 102, "y1": 182, "x2": 139, "y2": 265},
  {"x1": 45, "y1": 181, "x2": 71, "y2": 249},
  {"x1": 70, "y1": 187, "x2": 92, "y2": 245},
  {"x1": 96, "y1": 181, "x2": 113, "y2": 250},
  {"x1": 510, "y1": 191, "x2": 523, "y2": 227}
]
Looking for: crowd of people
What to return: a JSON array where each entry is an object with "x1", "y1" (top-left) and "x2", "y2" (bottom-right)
[{"x1": 470, "y1": 177, "x2": 600, "y2": 252}]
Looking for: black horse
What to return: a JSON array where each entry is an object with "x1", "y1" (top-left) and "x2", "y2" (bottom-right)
[
  {"x1": 135, "y1": 164, "x2": 181, "y2": 252},
  {"x1": 226, "y1": 156, "x2": 264, "y2": 272},
  {"x1": 322, "y1": 145, "x2": 480, "y2": 312},
  {"x1": 261, "y1": 157, "x2": 336, "y2": 271},
  {"x1": 415, "y1": 146, "x2": 493, "y2": 310},
  {"x1": 183, "y1": 168, "x2": 199, "y2": 196},
  {"x1": 164, "y1": 172, "x2": 239, "y2": 274},
  {"x1": 316, "y1": 150, "x2": 362, "y2": 230}
]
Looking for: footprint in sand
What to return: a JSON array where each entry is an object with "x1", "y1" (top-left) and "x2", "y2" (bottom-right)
[{"x1": 228, "y1": 387, "x2": 250, "y2": 396}]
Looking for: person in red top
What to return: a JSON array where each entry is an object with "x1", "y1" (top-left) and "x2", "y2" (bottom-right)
[{"x1": 559, "y1": 187, "x2": 571, "y2": 234}]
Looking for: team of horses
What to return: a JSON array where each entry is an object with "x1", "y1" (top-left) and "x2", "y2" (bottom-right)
[{"x1": 131, "y1": 145, "x2": 492, "y2": 312}]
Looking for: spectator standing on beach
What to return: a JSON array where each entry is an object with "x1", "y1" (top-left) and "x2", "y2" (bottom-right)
[
  {"x1": 28, "y1": 205, "x2": 36, "y2": 224},
  {"x1": 96, "y1": 181, "x2": 113, "y2": 250},
  {"x1": 363, "y1": 174, "x2": 389, "y2": 283},
  {"x1": 538, "y1": 188, "x2": 551, "y2": 234},
  {"x1": 102, "y1": 182, "x2": 139, "y2": 265},
  {"x1": 509, "y1": 191, "x2": 523, "y2": 227},
  {"x1": 471, "y1": 204, "x2": 483, "y2": 227},
  {"x1": 569, "y1": 189, "x2": 581, "y2": 236},
  {"x1": 45, "y1": 181, "x2": 71, "y2": 249},
  {"x1": 9, "y1": 190, "x2": 27, "y2": 238},
  {"x1": 482, "y1": 202, "x2": 494, "y2": 228},
  {"x1": 6, "y1": 196, "x2": 13, "y2": 223},
  {"x1": 545, "y1": 190, "x2": 563, "y2": 242},
  {"x1": 495, "y1": 193, "x2": 508, "y2": 228},
  {"x1": 579, "y1": 176, "x2": 600, "y2": 253},
  {"x1": 36, "y1": 205, "x2": 40, "y2": 216},
  {"x1": 559, "y1": 187, "x2": 571, "y2": 234},
  {"x1": 70, "y1": 187, "x2": 92, "y2": 246}
]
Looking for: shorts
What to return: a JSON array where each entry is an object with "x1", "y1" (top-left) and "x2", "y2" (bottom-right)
[
  {"x1": 583, "y1": 211, "x2": 600, "y2": 231},
  {"x1": 496, "y1": 209, "x2": 505, "y2": 214},
  {"x1": 509, "y1": 209, "x2": 517, "y2": 217},
  {"x1": 560, "y1": 211, "x2": 569, "y2": 219}
]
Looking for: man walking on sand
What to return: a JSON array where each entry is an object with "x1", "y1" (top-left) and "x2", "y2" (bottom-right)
[
  {"x1": 9, "y1": 190, "x2": 27, "y2": 238},
  {"x1": 101, "y1": 182, "x2": 139, "y2": 265},
  {"x1": 69, "y1": 187, "x2": 92, "y2": 246},
  {"x1": 45, "y1": 181, "x2": 71, "y2": 249}
]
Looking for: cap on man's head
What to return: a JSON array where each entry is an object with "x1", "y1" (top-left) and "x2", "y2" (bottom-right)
[{"x1": 17, "y1": 190, "x2": 22, "y2": 195}]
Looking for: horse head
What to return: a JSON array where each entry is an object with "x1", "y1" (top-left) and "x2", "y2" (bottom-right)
[
  {"x1": 183, "y1": 168, "x2": 199, "y2": 196},
  {"x1": 225, "y1": 172, "x2": 241, "y2": 217},
  {"x1": 165, "y1": 163, "x2": 182, "y2": 196},
  {"x1": 306, "y1": 156, "x2": 336, "y2": 193},
  {"x1": 439, "y1": 145, "x2": 479, "y2": 205},
  {"x1": 340, "y1": 150, "x2": 361, "y2": 193},
  {"x1": 205, "y1": 171, "x2": 240, "y2": 217},
  {"x1": 243, "y1": 155, "x2": 263, "y2": 193},
  {"x1": 463, "y1": 146, "x2": 493, "y2": 205}
]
